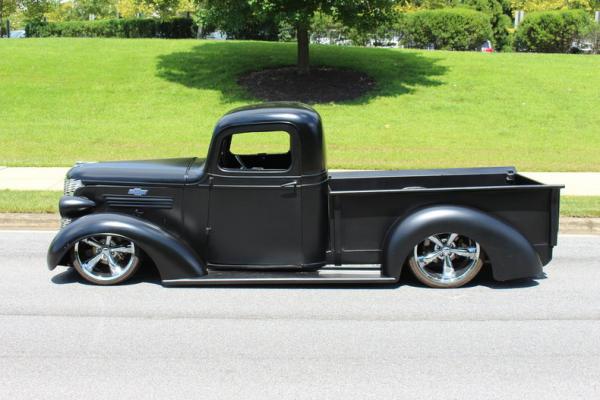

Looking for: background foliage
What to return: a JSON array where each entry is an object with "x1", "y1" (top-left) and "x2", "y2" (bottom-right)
[
  {"x1": 514, "y1": 9, "x2": 592, "y2": 52},
  {"x1": 25, "y1": 17, "x2": 195, "y2": 37}
]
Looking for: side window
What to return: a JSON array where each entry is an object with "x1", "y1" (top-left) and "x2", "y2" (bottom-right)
[{"x1": 219, "y1": 131, "x2": 292, "y2": 171}]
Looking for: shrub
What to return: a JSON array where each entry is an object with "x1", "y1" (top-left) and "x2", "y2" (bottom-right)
[
  {"x1": 158, "y1": 17, "x2": 194, "y2": 38},
  {"x1": 25, "y1": 18, "x2": 195, "y2": 39},
  {"x1": 24, "y1": 20, "x2": 45, "y2": 37},
  {"x1": 400, "y1": 8, "x2": 493, "y2": 51},
  {"x1": 514, "y1": 10, "x2": 592, "y2": 53},
  {"x1": 584, "y1": 22, "x2": 600, "y2": 54},
  {"x1": 462, "y1": 0, "x2": 513, "y2": 50}
]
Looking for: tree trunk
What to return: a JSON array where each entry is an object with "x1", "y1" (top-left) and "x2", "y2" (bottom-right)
[{"x1": 296, "y1": 22, "x2": 309, "y2": 74}]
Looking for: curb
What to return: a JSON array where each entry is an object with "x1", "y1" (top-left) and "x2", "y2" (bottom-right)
[
  {"x1": 0, "y1": 213, "x2": 598, "y2": 235},
  {"x1": 559, "y1": 217, "x2": 600, "y2": 235},
  {"x1": 0, "y1": 213, "x2": 60, "y2": 230}
]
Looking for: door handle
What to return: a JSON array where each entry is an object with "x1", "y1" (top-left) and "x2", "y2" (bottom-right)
[{"x1": 280, "y1": 181, "x2": 298, "y2": 189}]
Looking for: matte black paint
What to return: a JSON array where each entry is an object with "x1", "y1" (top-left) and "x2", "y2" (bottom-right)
[
  {"x1": 383, "y1": 205, "x2": 543, "y2": 281},
  {"x1": 47, "y1": 102, "x2": 562, "y2": 285},
  {"x1": 59, "y1": 196, "x2": 96, "y2": 218},
  {"x1": 328, "y1": 168, "x2": 561, "y2": 267},
  {"x1": 68, "y1": 158, "x2": 198, "y2": 186}
]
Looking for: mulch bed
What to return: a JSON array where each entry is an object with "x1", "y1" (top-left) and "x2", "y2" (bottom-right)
[{"x1": 238, "y1": 66, "x2": 376, "y2": 103}]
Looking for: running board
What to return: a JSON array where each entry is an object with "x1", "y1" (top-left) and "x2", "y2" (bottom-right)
[{"x1": 162, "y1": 268, "x2": 397, "y2": 286}]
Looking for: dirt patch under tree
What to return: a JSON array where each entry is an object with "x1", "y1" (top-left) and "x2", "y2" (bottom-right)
[{"x1": 238, "y1": 66, "x2": 376, "y2": 104}]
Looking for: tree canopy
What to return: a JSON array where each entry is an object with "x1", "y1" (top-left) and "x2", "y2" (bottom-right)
[{"x1": 199, "y1": 0, "x2": 397, "y2": 72}]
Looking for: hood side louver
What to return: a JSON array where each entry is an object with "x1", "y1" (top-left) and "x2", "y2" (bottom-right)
[{"x1": 104, "y1": 195, "x2": 174, "y2": 209}]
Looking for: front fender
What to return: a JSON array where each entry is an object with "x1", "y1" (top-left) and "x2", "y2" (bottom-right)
[
  {"x1": 383, "y1": 205, "x2": 542, "y2": 282},
  {"x1": 47, "y1": 213, "x2": 207, "y2": 281}
]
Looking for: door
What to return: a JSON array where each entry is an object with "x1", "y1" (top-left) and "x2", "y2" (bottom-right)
[{"x1": 206, "y1": 126, "x2": 303, "y2": 267}]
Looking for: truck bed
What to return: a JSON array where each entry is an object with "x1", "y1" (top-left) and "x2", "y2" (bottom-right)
[{"x1": 327, "y1": 167, "x2": 563, "y2": 266}]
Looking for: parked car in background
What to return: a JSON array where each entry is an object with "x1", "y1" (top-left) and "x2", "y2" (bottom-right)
[
  {"x1": 9, "y1": 30, "x2": 26, "y2": 38},
  {"x1": 205, "y1": 30, "x2": 227, "y2": 40},
  {"x1": 481, "y1": 40, "x2": 493, "y2": 53},
  {"x1": 570, "y1": 40, "x2": 593, "y2": 54}
]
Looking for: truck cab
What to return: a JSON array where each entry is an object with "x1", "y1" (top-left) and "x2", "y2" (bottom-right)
[{"x1": 196, "y1": 103, "x2": 328, "y2": 269}]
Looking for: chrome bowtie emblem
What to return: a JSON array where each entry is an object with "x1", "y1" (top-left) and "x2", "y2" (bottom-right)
[{"x1": 128, "y1": 188, "x2": 148, "y2": 196}]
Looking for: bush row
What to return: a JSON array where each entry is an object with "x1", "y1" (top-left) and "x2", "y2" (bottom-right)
[
  {"x1": 399, "y1": 8, "x2": 595, "y2": 53},
  {"x1": 23, "y1": 10, "x2": 596, "y2": 53},
  {"x1": 25, "y1": 18, "x2": 196, "y2": 39}
]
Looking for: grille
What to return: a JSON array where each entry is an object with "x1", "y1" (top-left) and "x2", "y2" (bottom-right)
[
  {"x1": 64, "y1": 178, "x2": 83, "y2": 197},
  {"x1": 61, "y1": 177, "x2": 84, "y2": 228}
]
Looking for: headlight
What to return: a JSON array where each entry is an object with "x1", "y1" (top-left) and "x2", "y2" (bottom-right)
[{"x1": 61, "y1": 178, "x2": 84, "y2": 228}]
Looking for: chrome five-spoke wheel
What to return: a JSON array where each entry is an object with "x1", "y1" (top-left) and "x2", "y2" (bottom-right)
[
  {"x1": 408, "y1": 232, "x2": 483, "y2": 288},
  {"x1": 72, "y1": 234, "x2": 141, "y2": 285}
]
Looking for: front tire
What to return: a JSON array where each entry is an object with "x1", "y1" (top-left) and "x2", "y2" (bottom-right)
[
  {"x1": 408, "y1": 232, "x2": 483, "y2": 288},
  {"x1": 71, "y1": 234, "x2": 141, "y2": 285}
]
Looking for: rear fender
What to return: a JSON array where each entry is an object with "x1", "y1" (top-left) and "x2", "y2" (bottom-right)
[
  {"x1": 383, "y1": 205, "x2": 542, "y2": 281},
  {"x1": 47, "y1": 213, "x2": 206, "y2": 281}
]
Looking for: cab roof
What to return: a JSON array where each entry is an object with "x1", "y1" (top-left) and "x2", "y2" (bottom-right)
[{"x1": 212, "y1": 102, "x2": 326, "y2": 175}]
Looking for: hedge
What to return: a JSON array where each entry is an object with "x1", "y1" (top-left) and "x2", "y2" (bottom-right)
[
  {"x1": 25, "y1": 18, "x2": 196, "y2": 39},
  {"x1": 514, "y1": 10, "x2": 591, "y2": 53},
  {"x1": 400, "y1": 8, "x2": 493, "y2": 51}
]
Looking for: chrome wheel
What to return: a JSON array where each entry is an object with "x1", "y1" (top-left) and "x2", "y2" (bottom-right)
[
  {"x1": 72, "y1": 234, "x2": 140, "y2": 285},
  {"x1": 408, "y1": 232, "x2": 483, "y2": 288}
]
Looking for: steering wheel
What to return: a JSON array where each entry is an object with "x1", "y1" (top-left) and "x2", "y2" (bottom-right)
[{"x1": 234, "y1": 154, "x2": 248, "y2": 170}]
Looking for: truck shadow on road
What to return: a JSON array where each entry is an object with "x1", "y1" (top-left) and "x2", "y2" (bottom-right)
[
  {"x1": 50, "y1": 264, "x2": 541, "y2": 289},
  {"x1": 50, "y1": 265, "x2": 164, "y2": 286},
  {"x1": 156, "y1": 41, "x2": 447, "y2": 104}
]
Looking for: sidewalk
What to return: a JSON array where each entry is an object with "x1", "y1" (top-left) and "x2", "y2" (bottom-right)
[
  {"x1": 0, "y1": 167, "x2": 69, "y2": 191},
  {"x1": 0, "y1": 167, "x2": 599, "y2": 195}
]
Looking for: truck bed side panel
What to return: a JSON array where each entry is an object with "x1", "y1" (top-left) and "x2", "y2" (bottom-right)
[{"x1": 329, "y1": 174, "x2": 560, "y2": 266}]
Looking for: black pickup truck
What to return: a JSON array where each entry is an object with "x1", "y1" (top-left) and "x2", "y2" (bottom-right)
[{"x1": 48, "y1": 103, "x2": 562, "y2": 288}]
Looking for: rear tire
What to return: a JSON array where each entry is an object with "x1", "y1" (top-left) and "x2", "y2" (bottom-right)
[
  {"x1": 408, "y1": 232, "x2": 483, "y2": 288},
  {"x1": 71, "y1": 234, "x2": 141, "y2": 285}
]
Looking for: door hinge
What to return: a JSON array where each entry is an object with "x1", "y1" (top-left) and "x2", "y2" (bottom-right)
[{"x1": 506, "y1": 169, "x2": 515, "y2": 184}]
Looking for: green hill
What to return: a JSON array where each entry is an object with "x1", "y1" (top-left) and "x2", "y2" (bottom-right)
[{"x1": 1, "y1": 38, "x2": 598, "y2": 171}]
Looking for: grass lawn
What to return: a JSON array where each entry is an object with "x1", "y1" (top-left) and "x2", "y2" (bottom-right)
[
  {"x1": 560, "y1": 196, "x2": 600, "y2": 218},
  {"x1": 0, "y1": 38, "x2": 599, "y2": 170},
  {"x1": 0, "y1": 190, "x2": 59, "y2": 213},
  {"x1": 0, "y1": 190, "x2": 597, "y2": 217}
]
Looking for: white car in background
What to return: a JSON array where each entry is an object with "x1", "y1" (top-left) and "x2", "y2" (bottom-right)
[
  {"x1": 570, "y1": 40, "x2": 593, "y2": 54},
  {"x1": 205, "y1": 30, "x2": 227, "y2": 40},
  {"x1": 9, "y1": 30, "x2": 26, "y2": 38}
]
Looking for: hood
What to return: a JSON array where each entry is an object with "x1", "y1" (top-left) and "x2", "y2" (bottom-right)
[{"x1": 67, "y1": 158, "x2": 200, "y2": 186}]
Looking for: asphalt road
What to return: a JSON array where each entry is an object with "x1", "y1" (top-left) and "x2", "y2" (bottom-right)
[{"x1": 1, "y1": 231, "x2": 599, "y2": 399}]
